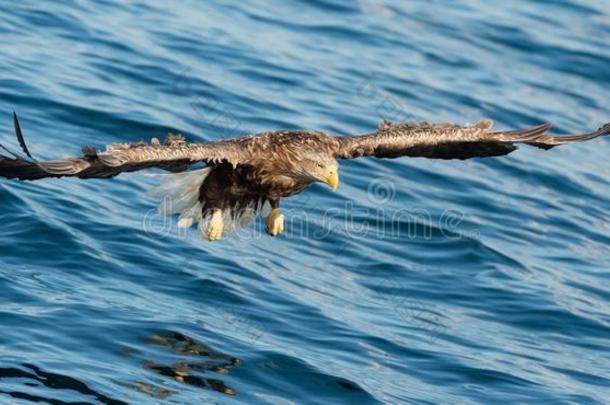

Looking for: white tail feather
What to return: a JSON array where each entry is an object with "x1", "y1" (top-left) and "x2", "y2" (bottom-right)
[
  {"x1": 149, "y1": 167, "x2": 270, "y2": 239},
  {"x1": 149, "y1": 167, "x2": 209, "y2": 223},
  {"x1": 148, "y1": 167, "x2": 211, "y2": 198},
  {"x1": 177, "y1": 201, "x2": 203, "y2": 228}
]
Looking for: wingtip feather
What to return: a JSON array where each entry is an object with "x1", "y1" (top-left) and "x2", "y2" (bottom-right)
[
  {"x1": 596, "y1": 122, "x2": 610, "y2": 136},
  {"x1": 13, "y1": 112, "x2": 34, "y2": 160}
]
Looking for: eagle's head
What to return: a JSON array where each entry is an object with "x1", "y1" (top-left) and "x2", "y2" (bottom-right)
[{"x1": 296, "y1": 154, "x2": 339, "y2": 191}]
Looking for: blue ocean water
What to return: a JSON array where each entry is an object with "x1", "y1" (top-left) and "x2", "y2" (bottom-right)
[{"x1": 1, "y1": 0, "x2": 610, "y2": 403}]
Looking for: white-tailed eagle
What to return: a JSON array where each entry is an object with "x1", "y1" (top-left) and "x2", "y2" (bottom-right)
[{"x1": 1, "y1": 113, "x2": 608, "y2": 240}]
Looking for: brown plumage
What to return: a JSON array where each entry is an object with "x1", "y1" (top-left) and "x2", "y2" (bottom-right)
[{"x1": 1, "y1": 113, "x2": 609, "y2": 240}]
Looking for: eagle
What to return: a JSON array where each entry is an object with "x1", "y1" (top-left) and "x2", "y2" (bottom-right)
[{"x1": 1, "y1": 113, "x2": 609, "y2": 240}]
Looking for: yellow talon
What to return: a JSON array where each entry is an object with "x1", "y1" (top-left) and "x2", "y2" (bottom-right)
[
  {"x1": 266, "y1": 208, "x2": 284, "y2": 236},
  {"x1": 206, "y1": 209, "x2": 224, "y2": 241}
]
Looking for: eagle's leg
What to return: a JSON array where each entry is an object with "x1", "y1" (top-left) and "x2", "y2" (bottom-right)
[
  {"x1": 207, "y1": 209, "x2": 224, "y2": 241},
  {"x1": 265, "y1": 199, "x2": 284, "y2": 237}
]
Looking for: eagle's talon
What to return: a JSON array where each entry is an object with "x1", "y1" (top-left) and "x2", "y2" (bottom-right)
[
  {"x1": 266, "y1": 208, "x2": 284, "y2": 236},
  {"x1": 206, "y1": 209, "x2": 224, "y2": 241},
  {"x1": 207, "y1": 228, "x2": 222, "y2": 241}
]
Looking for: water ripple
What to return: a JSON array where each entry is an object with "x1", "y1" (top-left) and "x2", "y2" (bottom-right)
[{"x1": 1, "y1": 0, "x2": 610, "y2": 404}]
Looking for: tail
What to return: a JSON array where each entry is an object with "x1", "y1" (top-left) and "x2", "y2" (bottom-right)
[
  {"x1": 148, "y1": 168, "x2": 211, "y2": 229},
  {"x1": 148, "y1": 169, "x2": 270, "y2": 240}
]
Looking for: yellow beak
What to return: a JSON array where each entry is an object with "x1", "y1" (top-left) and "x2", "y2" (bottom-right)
[{"x1": 324, "y1": 168, "x2": 339, "y2": 191}]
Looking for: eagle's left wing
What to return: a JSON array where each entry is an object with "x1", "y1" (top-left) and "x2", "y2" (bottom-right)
[
  {"x1": 0, "y1": 113, "x2": 256, "y2": 181},
  {"x1": 334, "y1": 119, "x2": 610, "y2": 160}
]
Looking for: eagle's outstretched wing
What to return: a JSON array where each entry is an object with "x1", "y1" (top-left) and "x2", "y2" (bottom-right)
[
  {"x1": 0, "y1": 113, "x2": 255, "y2": 181},
  {"x1": 334, "y1": 119, "x2": 610, "y2": 160}
]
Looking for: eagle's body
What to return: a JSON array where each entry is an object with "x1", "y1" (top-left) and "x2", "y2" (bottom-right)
[
  {"x1": 200, "y1": 130, "x2": 338, "y2": 199},
  {"x1": 1, "y1": 114, "x2": 609, "y2": 240}
]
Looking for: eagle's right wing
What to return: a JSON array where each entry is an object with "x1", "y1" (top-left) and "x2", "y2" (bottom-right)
[{"x1": 0, "y1": 114, "x2": 254, "y2": 181}]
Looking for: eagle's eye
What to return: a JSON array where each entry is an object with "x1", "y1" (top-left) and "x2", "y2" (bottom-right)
[{"x1": 315, "y1": 162, "x2": 324, "y2": 168}]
